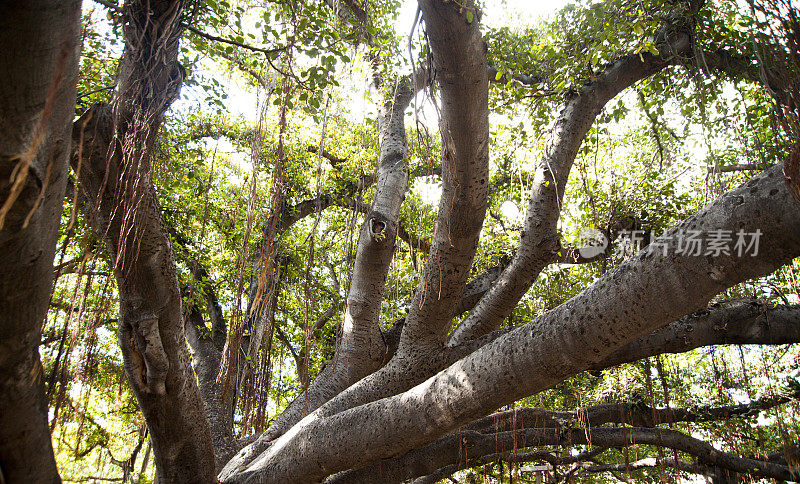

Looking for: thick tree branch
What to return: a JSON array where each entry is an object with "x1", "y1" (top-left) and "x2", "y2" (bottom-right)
[
  {"x1": 72, "y1": 0, "x2": 216, "y2": 480},
  {"x1": 222, "y1": 7, "x2": 492, "y2": 475},
  {"x1": 332, "y1": 391, "x2": 796, "y2": 483},
  {"x1": 224, "y1": 160, "x2": 800, "y2": 483},
  {"x1": 397, "y1": 0, "x2": 490, "y2": 352},
  {"x1": 596, "y1": 299, "x2": 800, "y2": 369},
  {"x1": 448, "y1": 25, "x2": 692, "y2": 346}
]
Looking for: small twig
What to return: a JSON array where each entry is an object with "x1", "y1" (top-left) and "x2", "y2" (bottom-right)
[
  {"x1": 77, "y1": 85, "x2": 115, "y2": 101},
  {"x1": 186, "y1": 25, "x2": 286, "y2": 56}
]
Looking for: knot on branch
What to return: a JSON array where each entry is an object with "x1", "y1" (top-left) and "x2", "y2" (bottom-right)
[
  {"x1": 367, "y1": 212, "x2": 396, "y2": 245},
  {"x1": 653, "y1": 15, "x2": 693, "y2": 56}
]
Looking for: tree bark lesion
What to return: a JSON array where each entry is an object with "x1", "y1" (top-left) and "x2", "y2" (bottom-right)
[{"x1": 123, "y1": 314, "x2": 169, "y2": 395}]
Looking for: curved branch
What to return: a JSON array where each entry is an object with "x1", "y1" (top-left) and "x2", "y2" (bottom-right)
[
  {"x1": 220, "y1": 70, "x2": 425, "y2": 478},
  {"x1": 448, "y1": 24, "x2": 692, "y2": 345}
]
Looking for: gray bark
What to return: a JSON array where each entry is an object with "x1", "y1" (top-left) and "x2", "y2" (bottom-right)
[
  {"x1": 448, "y1": 25, "x2": 692, "y2": 345},
  {"x1": 222, "y1": 17, "x2": 694, "y2": 476},
  {"x1": 72, "y1": 0, "x2": 216, "y2": 481},
  {"x1": 396, "y1": 0, "x2": 490, "y2": 353},
  {"x1": 0, "y1": 1, "x2": 81, "y2": 482},
  {"x1": 596, "y1": 299, "x2": 800, "y2": 368},
  {"x1": 224, "y1": 0, "x2": 491, "y2": 453},
  {"x1": 185, "y1": 305, "x2": 236, "y2": 468},
  {"x1": 331, "y1": 393, "x2": 795, "y2": 483},
  {"x1": 220, "y1": 162, "x2": 800, "y2": 483}
]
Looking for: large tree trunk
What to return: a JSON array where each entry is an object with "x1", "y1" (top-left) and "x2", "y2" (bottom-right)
[
  {"x1": 73, "y1": 0, "x2": 216, "y2": 481},
  {"x1": 0, "y1": 2, "x2": 81, "y2": 482}
]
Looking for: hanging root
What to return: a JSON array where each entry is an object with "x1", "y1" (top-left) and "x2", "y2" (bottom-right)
[{"x1": 0, "y1": 38, "x2": 73, "y2": 230}]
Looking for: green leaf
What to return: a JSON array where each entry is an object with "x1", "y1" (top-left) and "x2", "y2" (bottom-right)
[{"x1": 466, "y1": 10, "x2": 474, "y2": 24}]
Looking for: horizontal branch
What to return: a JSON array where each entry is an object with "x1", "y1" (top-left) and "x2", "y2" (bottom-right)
[
  {"x1": 714, "y1": 163, "x2": 768, "y2": 173},
  {"x1": 332, "y1": 392, "x2": 795, "y2": 483},
  {"x1": 487, "y1": 65, "x2": 543, "y2": 86},
  {"x1": 186, "y1": 26, "x2": 286, "y2": 56},
  {"x1": 595, "y1": 299, "x2": 800, "y2": 369}
]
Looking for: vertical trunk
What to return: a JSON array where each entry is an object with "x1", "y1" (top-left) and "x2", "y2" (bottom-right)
[
  {"x1": 73, "y1": 0, "x2": 216, "y2": 480},
  {"x1": 398, "y1": 0, "x2": 490, "y2": 353},
  {"x1": 0, "y1": 1, "x2": 81, "y2": 482},
  {"x1": 219, "y1": 72, "x2": 420, "y2": 479},
  {"x1": 185, "y1": 305, "x2": 236, "y2": 468}
]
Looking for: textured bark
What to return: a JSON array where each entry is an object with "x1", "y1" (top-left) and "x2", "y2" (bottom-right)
[
  {"x1": 596, "y1": 299, "x2": 800, "y2": 368},
  {"x1": 185, "y1": 306, "x2": 236, "y2": 468},
  {"x1": 221, "y1": 162, "x2": 800, "y2": 483},
  {"x1": 171, "y1": 223, "x2": 238, "y2": 467},
  {"x1": 447, "y1": 298, "x2": 800, "y2": 373},
  {"x1": 72, "y1": 0, "x2": 216, "y2": 481},
  {"x1": 448, "y1": 27, "x2": 691, "y2": 346},
  {"x1": 220, "y1": 71, "x2": 421, "y2": 478},
  {"x1": 398, "y1": 0, "x2": 490, "y2": 352},
  {"x1": 409, "y1": 428, "x2": 796, "y2": 483},
  {"x1": 0, "y1": 2, "x2": 81, "y2": 482},
  {"x1": 75, "y1": 106, "x2": 215, "y2": 482}
]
